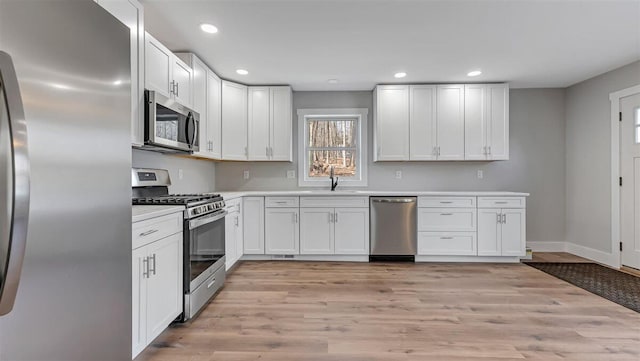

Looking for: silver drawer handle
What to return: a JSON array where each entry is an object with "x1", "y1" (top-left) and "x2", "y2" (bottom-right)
[
  {"x1": 275, "y1": 201, "x2": 288, "y2": 204},
  {"x1": 440, "y1": 237, "x2": 453, "y2": 240},
  {"x1": 495, "y1": 201, "x2": 508, "y2": 204},
  {"x1": 440, "y1": 213, "x2": 453, "y2": 216},
  {"x1": 207, "y1": 279, "x2": 216, "y2": 288},
  {"x1": 439, "y1": 201, "x2": 453, "y2": 204},
  {"x1": 139, "y1": 229, "x2": 159, "y2": 237}
]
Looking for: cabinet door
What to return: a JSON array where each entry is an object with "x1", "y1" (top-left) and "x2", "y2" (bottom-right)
[
  {"x1": 265, "y1": 208, "x2": 299, "y2": 254},
  {"x1": 98, "y1": 0, "x2": 144, "y2": 146},
  {"x1": 300, "y1": 208, "x2": 334, "y2": 254},
  {"x1": 436, "y1": 85, "x2": 465, "y2": 160},
  {"x1": 172, "y1": 57, "x2": 193, "y2": 107},
  {"x1": 131, "y1": 246, "x2": 147, "y2": 359},
  {"x1": 235, "y1": 207, "x2": 244, "y2": 261},
  {"x1": 144, "y1": 32, "x2": 172, "y2": 98},
  {"x1": 207, "y1": 70, "x2": 222, "y2": 159},
  {"x1": 487, "y1": 84, "x2": 509, "y2": 160},
  {"x1": 477, "y1": 208, "x2": 501, "y2": 256},
  {"x1": 409, "y1": 85, "x2": 437, "y2": 160},
  {"x1": 145, "y1": 233, "x2": 183, "y2": 343},
  {"x1": 190, "y1": 57, "x2": 208, "y2": 157},
  {"x1": 334, "y1": 208, "x2": 369, "y2": 255},
  {"x1": 225, "y1": 210, "x2": 237, "y2": 270},
  {"x1": 221, "y1": 81, "x2": 248, "y2": 160},
  {"x1": 501, "y1": 208, "x2": 525, "y2": 256},
  {"x1": 375, "y1": 85, "x2": 409, "y2": 161},
  {"x1": 270, "y1": 86, "x2": 293, "y2": 161},
  {"x1": 243, "y1": 197, "x2": 265, "y2": 254},
  {"x1": 247, "y1": 87, "x2": 270, "y2": 160},
  {"x1": 464, "y1": 84, "x2": 487, "y2": 160}
]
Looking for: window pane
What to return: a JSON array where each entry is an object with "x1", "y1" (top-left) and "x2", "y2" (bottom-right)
[
  {"x1": 308, "y1": 119, "x2": 356, "y2": 147},
  {"x1": 308, "y1": 150, "x2": 357, "y2": 177}
]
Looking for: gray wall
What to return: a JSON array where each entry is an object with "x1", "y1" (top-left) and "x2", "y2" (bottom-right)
[
  {"x1": 565, "y1": 60, "x2": 640, "y2": 253},
  {"x1": 132, "y1": 149, "x2": 216, "y2": 194},
  {"x1": 215, "y1": 89, "x2": 567, "y2": 245}
]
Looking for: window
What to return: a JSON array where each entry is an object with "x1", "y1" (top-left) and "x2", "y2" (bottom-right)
[{"x1": 297, "y1": 108, "x2": 368, "y2": 187}]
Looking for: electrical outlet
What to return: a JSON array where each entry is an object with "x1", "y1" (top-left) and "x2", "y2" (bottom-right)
[
  {"x1": 477, "y1": 170, "x2": 484, "y2": 179},
  {"x1": 243, "y1": 170, "x2": 250, "y2": 180},
  {"x1": 286, "y1": 170, "x2": 296, "y2": 179},
  {"x1": 178, "y1": 169, "x2": 184, "y2": 180},
  {"x1": 395, "y1": 170, "x2": 402, "y2": 179}
]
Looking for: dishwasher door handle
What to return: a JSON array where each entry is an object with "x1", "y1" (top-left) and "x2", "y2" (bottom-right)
[{"x1": 371, "y1": 198, "x2": 416, "y2": 203}]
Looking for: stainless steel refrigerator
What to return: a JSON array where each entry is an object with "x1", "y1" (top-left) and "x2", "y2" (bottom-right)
[{"x1": 0, "y1": 1, "x2": 132, "y2": 360}]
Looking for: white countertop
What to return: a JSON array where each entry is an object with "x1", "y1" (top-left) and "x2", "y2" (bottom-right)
[
  {"x1": 132, "y1": 205, "x2": 185, "y2": 223},
  {"x1": 219, "y1": 190, "x2": 530, "y2": 200}
]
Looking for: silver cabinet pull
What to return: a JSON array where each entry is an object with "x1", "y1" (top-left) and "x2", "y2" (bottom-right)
[
  {"x1": 142, "y1": 257, "x2": 149, "y2": 278},
  {"x1": 139, "y1": 229, "x2": 159, "y2": 237},
  {"x1": 488, "y1": 146, "x2": 492, "y2": 155},
  {"x1": 170, "y1": 80, "x2": 175, "y2": 95},
  {"x1": 329, "y1": 213, "x2": 333, "y2": 223},
  {"x1": 150, "y1": 254, "x2": 156, "y2": 276},
  {"x1": 266, "y1": 146, "x2": 269, "y2": 157},
  {"x1": 244, "y1": 146, "x2": 248, "y2": 156},
  {"x1": 175, "y1": 82, "x2": 179, "y2": 97},
  {"x1": 502, "y1": 214, "x2": 506, "y2": 224},
  {"x1": 334, "y1": 212, "x2": 338, "y2": 223},
  {"x1": 234, "y1": 215, "x2": 239, "y2": 227},
  {"x1": 495, "y1": 201, "x2": 508, "y2": 204},
  {"x1": 294, "y1": 213, "x2": 298, "y2": 223},
  {"x1": 0, "y1": 51, "x2": 30, "y2": 316},
  {"x1": 440, "y1": 213, "x2": 453, "y2": 216},
  {"x1": 207, "y1": 279, "x2": 217, "y2": 289},
  {"x1": 496, "y1": 213, "x2": 501, "y2": 224},
  {"x1": 440, "y1": 237, "x2": 453, "y2": 240},
  {"x1": 440, "y1": 201, "x2": 453, "y2": 204}
]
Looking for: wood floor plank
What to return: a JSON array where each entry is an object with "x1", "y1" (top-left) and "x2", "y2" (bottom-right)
[{"x1": 136, "y1": 260, "x2": 640, "y2": 361}]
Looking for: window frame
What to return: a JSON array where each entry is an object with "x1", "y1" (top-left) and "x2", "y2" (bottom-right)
[{"x1": 297, "y1": 108, "x2": 368, "y2": 187}]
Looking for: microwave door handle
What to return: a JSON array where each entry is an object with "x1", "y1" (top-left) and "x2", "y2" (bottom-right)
[
  {"x1": 0, "y1": 51, "x2": 31, "y2": 316},
  {"x1": 185, "y1": 112, "x2": 197, "y2": 150}
]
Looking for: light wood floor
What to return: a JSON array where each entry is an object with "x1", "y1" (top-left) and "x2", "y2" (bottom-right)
[{"x1": 137, "y1": 259, "x2": 640, "y2": 361}]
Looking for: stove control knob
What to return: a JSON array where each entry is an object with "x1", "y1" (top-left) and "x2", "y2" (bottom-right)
[
  {"x1": 208, "y1": 204, "x2": 214, "y2": 211},
  {"x1": 193, "y1": 208, "x2": 201, "y2": 215}
]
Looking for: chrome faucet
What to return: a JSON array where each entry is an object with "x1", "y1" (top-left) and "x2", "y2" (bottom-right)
[{"x1": 330, "y1": 166, "x2": 338, "y2": 191}]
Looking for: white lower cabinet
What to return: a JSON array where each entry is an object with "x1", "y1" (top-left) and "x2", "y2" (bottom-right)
[
  {"x1": 243, "y1": 197, "x2": 265, "y2": 254},
  {"x1": 132, "y1": 212, "x2": 183, "y2": 359},
  {"x1": 418, "y1": 232, "x2": 477, "y2": 256},
  {"x1": 265, "y1": 208, "x2": 300, "y2": 254},
  {"x1": 478, "y1": 207, "x2": 525, "y2": 257},
  {"x1": 300, "y1": 208, "x2": 334, "y2": 254},
  {"x1": 334, "y1": 208, "x2": 369, "y2": 254},
  {"x1": 225, "y1": 199, "x2": 243, "y2": 270}
]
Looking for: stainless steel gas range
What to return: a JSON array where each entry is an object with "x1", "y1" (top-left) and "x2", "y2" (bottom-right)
[{"x1": 132, "y1": 168, "x2": 226, "y2": 321}]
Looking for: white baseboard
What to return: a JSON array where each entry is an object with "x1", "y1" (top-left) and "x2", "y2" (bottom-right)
[
  {"x1": 565, "y1": 242, "x2": 618, "y2": 268},
  {"x1": 241, "y1": 254, "x2": 369, "y2": 262},
  {"x1": 415, "y1": 255, "x2": 521, "y2": 263},
  {"x1": 527, "y1": 241, "x2": 567, "y2": 252}
]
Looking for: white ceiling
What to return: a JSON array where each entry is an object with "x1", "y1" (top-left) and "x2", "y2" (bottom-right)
[{"x1": 142, "y1": 0, "x2": 640, "y2": 91}]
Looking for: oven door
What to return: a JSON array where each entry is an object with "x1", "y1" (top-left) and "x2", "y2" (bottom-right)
[
  {"x1": 186, "y1": 210, "x2": 226, "y2": 291},
  {"x1": 145, "y1": 90, "x2": 199, "y2": 153}
]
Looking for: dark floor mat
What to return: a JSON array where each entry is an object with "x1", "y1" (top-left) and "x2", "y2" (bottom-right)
[{"x1": 525, "y1": 262, "x2": 640, "y2": 313}]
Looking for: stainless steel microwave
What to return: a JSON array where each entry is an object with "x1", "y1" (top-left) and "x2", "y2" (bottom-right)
[{"x1": 143, "y1": 89, "x2": 199, "y2": 153}]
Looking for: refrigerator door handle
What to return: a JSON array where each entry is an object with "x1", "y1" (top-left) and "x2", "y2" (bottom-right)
[{"x1": 0, "y1": 51, "x2": 31, "y2": 316}]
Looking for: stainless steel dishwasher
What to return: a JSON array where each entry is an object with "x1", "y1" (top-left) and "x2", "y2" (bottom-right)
[{"x1": 370, "y1": 197, "x2": 417, "y2": 261}]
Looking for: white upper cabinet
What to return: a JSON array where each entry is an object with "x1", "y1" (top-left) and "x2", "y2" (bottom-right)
[
  {"x1": 270, "y1": 86, "x2": 293, "y2": 161},
  {"x1": 96, "y1": 0, "x2": 144, "y2": 146},
  {"x1": 247, "y1": 86, "x2": 292, "y2": 161},
  {"x1": 221, "y1": 80, "x2": 248, "y2": 160},
  {"x1": 374, "y1": 85, "x2": 410, "y2": 161},
  {"x1": 409, "y1": 85, "x2": 437, "y2": 160},
  {"x1": 176, "y1": 53, "x2": 222, "y2": 159},
  {"x1": 145, "y1": 32, "x2": 193, "y2": 108},
  {"x1": 436, "y1": 85, "x2": 465, "y2": 160},
  {"x1": 206, "y1": 70, "x2": 222, "y2": 159},
  {"x1": 486, "y1": 84, "x2": 509, "y2": 160},
  {"x1": 248, "y1": 87, "x2": 271, "y2": 161},
  {"x1": 374, "y1": 83, "x2": 508, "y2": 162},
  {"x1": 464, "y1": 83, "x2": 509, "y2": 160}
]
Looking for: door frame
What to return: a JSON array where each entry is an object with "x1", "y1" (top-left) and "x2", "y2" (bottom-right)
[{"x1": 609, "y1": 84, "x2": 640, "y2": 269}]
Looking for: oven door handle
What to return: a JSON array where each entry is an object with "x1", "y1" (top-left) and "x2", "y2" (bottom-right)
[{"x1": 189, "y1": 210, "x2": 227, "y2": 230}]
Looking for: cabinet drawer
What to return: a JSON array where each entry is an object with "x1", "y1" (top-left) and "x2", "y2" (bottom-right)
[
  {"x1": 265, "y1": 196, "x2": 299, "y2": 208},
  {"x1": 418, "y1": 232, "x2": 477, "y2": 256},
  {"x1": 477, "y1": 197, "x2": 525, "y2": 208},
  {"x1": 132, "y1": 212, "x2": 183, "y2": 249},
  {"x1": 418, "y1": 196, "x2": 476, "y2": 208},
  {"x1": 418, "y1": 208, "x2": 477, "y2": 231},
  {"x1": 225, "y1": 198, "x2": 241, "y2": 213},
  {"x1": 300, "y1": 196, "x2": 368, "y2": 208}
]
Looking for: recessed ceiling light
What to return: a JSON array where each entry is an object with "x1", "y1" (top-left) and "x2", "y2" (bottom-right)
[
  {"x1": 328, "y1": 79, "x2": 339, "y2": 84},
  {"x1": 200, "y1": 23, "x2": 218, "y2": 34},
  {"x1": 236, "y1": 69, "x2": 249, "y2": 75},
  {"x1": 467, "y1": 70, "x2": 482, "y2": 77},
  {"x1": 394, "y1": 72, "x2": 407, "y2": 78}
]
